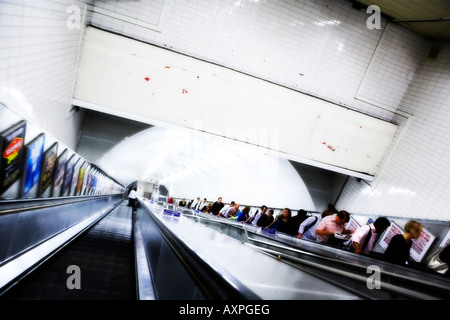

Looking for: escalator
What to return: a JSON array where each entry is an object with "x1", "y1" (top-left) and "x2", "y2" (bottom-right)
[
  {"x1": 179, "y1": 207, "x2": 450, "y2": 300},
  {"x1": 1, "y1": 202, "x2": 135, "y2": 300}
]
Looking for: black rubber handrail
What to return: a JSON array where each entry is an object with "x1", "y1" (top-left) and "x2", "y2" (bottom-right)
[
  {"x1": 185, "y1": 210, "x2": 450, "y2": 299},
  {"x1": 0, "y1": 194, "x2": 123, "y2": 216}
]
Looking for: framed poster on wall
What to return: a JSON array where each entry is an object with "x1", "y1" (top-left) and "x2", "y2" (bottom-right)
[
  {"x1": 38, "y1": 142, "x2": 58, "y2": 196},
  {"x1": 439, "y1": 230, "x2": 450, "y2": 248},
  {"x1": 62, "y1": 155, "x2": 76, "y2": 196},
  {"x1": 70, "y1": 159, "x2": 82, "y2": 196},
  {"x1": 346, "y1": 217, "x2": 361, "y2": 232},
  {"x1": 75, "y1": 161, "x2": 86, "y2": 196},
  {"x1": 0, "y1": 120, "x2": 26, "y2": 195},
  {"x1": 410, "y1": 228, "x2": 436, "y2": 262},
  {"x1": 22, "y1": 133, "x2": 45, "y2": 197},
  {"x1": 52, "y1": 148, "x2": 67, "y2": 197}
]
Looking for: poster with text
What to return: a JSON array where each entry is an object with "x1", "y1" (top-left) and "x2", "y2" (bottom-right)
[
  {"x1": 379, "y1": 222, "x2": 403, "y2": 251},
  {"x1": 0, "y1": 121, "x2": 26, "y2": 195},
  {"x1": 346, "y1": 217, "x2": 361, "y2": 232},
  {"x1": 410, "y1": 228, "x2": 436, "y2": 262},
  {"x1": 39, "y1": 142, "x2": 58, "y2": 196},
  {"x1": 52, "y1": 148, "x2": 67, "y2": 197},
  {"x1": 22, "y1": 134, "x2": 45, "y2": 197},
  {"x1": 439, "y1": 230, "x2": 450, "y2": 248}
]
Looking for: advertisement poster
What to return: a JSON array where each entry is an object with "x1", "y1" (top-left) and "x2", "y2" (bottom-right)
[
  {"x1": 23, "y1": 134, "x2": 45, "y2": 197},
  {"x1": 86, "y1": 168, "x2": 96, "y2": 195},
  {"x1": 410, "y1": 228, "x2": 436, "y2": 262},
  {"x1": 52, "y1": 148, "x2": 67, "y2": 197},
  {"x1": 75, "y1": 161, "x2": 86, "y2": 195},
  {"x1": 439, "y1": 230, "x2": 450, "y2": 248},
  {"x1": 70, "y1": 159, "x2": 82, "y2": 196},
  {"x1": 346, "y1": 217, "x2": 361, "y2": 232},
  {"x1": 62, "y1": 155, "x2": 76, "y2": 195},
  {"x1": 0, "y1": 121, "x2": 26, "y2": 195},
  {"x1": 378, "y1": 222, "x2": 403, "y2": 251},
  {"x1": 38, "y1": 142, "x2": 58, "y2": 196},
  {"x1": 80, "y1": 164, "x2": 90, "y2": 195}
]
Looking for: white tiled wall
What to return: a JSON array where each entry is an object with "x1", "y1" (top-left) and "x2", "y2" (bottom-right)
[
  {"x1": 337, "y1": 45, "x2": 450, "y2": 221},
  {"x1": 356, "y1": 23, "x2": 429, "y2": 113},
  {"x1": 0, "y1": 0, "x2": 94, "y2": 150},
  {"x1": 90, "y1": 0, "x2": 400, "y2": 120}
]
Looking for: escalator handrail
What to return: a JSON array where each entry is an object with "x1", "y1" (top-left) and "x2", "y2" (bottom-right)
[
  {"x1": 244, "y1": 242, "x2": 439, "y2": 300},
  {"x1": 0, "y1": 194, "x2": 122, "y2": 216},
  {"x1": 185, "y1": 209, "x2": 450, "y2": 297}
]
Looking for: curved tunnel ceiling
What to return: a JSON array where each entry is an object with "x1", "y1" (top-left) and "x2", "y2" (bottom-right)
[{"x1": 96, "y1": 126, "x2": 315, "y2": 210}]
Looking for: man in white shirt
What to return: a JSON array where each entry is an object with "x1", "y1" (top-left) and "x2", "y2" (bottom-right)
[
  {"x1": 191, "y1": 197, "x2": 201, "y2": 210},
  {"x1": 249, "y1": 205, "x2": 267, "y2": 226},
  {"x1": 198, "y1": 198, "x2": 207, "y2": 211}
]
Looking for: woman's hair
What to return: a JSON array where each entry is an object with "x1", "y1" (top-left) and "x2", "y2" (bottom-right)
[
  {"x1": 284, "y1": 208, "x2": 292, "y2": 217},
  {"x1": 242, "y1": 206, "x2": 251, "y2": 215},
  {"x1": 405, "y1": 220, "x2": 423, "y2": 238}
]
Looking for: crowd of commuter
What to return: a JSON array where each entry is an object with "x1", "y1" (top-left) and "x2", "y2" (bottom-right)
[{"x1": 173, "y1": 196, "x2": 449, "y2": 277}]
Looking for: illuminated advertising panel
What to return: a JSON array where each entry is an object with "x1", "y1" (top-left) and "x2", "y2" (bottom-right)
[
  {"x1": 38, "y1": 142, "x2": 58, "y2": 196},
  {"x1": 52, "y1": 148, "x2": 67, "y2": 197},
  {"x1": 23, "y1": 134, "x2": 45, "y2": 197},
  {"x1": 0, "y1": 121, "x2": 26, "y2": 195}
]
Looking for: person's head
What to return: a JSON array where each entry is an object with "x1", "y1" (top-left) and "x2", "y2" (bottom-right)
[
  {"x1": 206, "y1": 203, "x2": 211, "y2": 208},
  {"x1": 405, "y1": 220, "x2": 423, "y2": 240},
  {"x1": 197, "y1": 197, "x2": 200, "y2": 201},
  {"x1": 282, "y1": 208, "x2": 292, "y2": 218},
  {"x1": 374, "y1": 217, "x2": 390, "y2": 233},
  {"x1": 242, "y1": 206, "x2": 251, "y2": 215},
  {"x1": 261, "y1": 205, "x2": 268, "y2": 214},
  {"x1": 218, "y1": 197, "x2": 223, "y2": 203},
  {"x1": 297, "y1": 209, "x2": 307, "y2": 218},
  {"x1": 268, "y1": 209, "x2": 274, "y2": 217},
  {"x1": 230, "y1": 201, "x2": 235, "y2": 206},
  {"x1": 336, "y1": 210, "x2": 350, "y2": 225},
  {"x1": 321, "y1": 209, "x2": 334, "y2": 219},
  {"x1": 203, "y1": 198, "x2": 207, "y2": 202}
]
